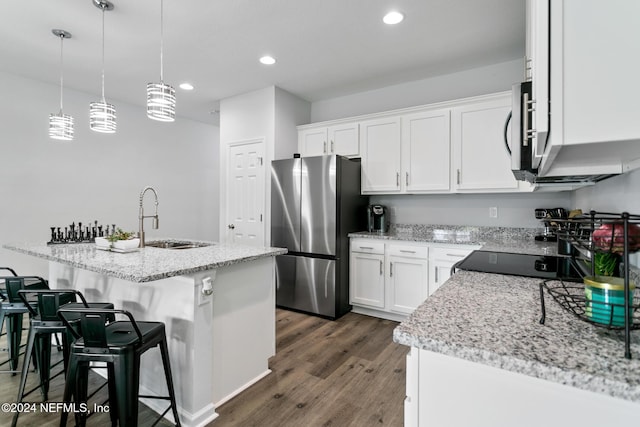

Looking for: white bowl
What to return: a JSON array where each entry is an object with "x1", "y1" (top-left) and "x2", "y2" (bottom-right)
[{"x1": 112, "y1": 238, "x2": 140, "y2": 250}]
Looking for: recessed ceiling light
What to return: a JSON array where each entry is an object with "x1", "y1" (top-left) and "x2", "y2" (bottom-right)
[
  {"x1": 259, "y1": 55, "x2": 276, "y2": 65},
  {"x1": 179, "y1": 82, "x2": 194, "y2": 91},
  {"x1": 383, "y1": 11, "x2": 404, "y2": 25}
]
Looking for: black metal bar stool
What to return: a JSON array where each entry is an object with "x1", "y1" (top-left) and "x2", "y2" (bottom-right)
[
  {"x1": 58, "y1": 308, "x2": 181, "y2": 427},
  {"x1": 0, "y1": 275, "x2": 48, "y2": 374},
  {"x1": 11, "y1": 289, "x2": 115, "y2": 424}
]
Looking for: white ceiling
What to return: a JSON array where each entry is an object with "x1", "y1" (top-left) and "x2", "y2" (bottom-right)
[{"x1": 0, "y1": 0, "x2": 525, "y2": 125}]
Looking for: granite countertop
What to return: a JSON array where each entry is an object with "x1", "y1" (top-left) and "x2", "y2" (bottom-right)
[
  {"x1": 393, "y1": 270, "x2": 640, "y2": 404},
  {"x1": 349, "y1": 224, "x2": 559, "y2": 256},
  {"x1": 3, "y1": 240, "x2": 287, "y2": 283}
]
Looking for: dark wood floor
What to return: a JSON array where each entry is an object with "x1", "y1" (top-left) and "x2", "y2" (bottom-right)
[
  {"x1": 0, "y1": 309, "x2": 406, "y2": 426},
  {"x1": 213, "y1": 309, "x2": 407, "y2": 427}
]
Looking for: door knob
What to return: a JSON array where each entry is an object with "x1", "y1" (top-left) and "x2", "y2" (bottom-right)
[{"x1": 228, "y1": 224, "x2": 235, "y2": 229}]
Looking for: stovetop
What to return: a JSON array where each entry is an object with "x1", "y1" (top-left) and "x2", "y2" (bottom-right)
[{"x1": 455, "y1": 250, "x2": 583, "y2": 281}]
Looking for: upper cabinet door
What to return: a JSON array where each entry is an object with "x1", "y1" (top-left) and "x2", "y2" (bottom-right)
[
  {"x1": 328, "y1": 123, "x2": 359, "y2": 157},
  {"x1": 360, "y1": 117, "x2": 402, "y2": 193},
  {"x1": 451, "y1": 95, "x2": 520, "y2": 191},
  {"x1": 299, "y1": 128, "x2": 329, "y2": 156},
  {"x1": 402, "y1": 109, "x2": 451, "y2": 192}
]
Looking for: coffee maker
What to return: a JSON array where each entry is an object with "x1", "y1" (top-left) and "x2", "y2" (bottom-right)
[
  {"x1": 534, "y1": 208, "x2": 567, "y2": 241},
  {"x1": 367, "y1": 205, "x2": 389, "y2": 233}
]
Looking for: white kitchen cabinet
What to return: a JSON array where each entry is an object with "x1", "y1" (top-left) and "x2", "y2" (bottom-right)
[
  {"x1": 428, "y1": 246, "x2": 476, "y2": 296},
  {"x1": 388, "y1": 244, "x2": 429, "y2": 315},
  {"x1": 451, "y1": 94, "x2": 526, "y2": 192},
  {"x1": 349, "y1": 240, "x2": 385, "y2": 309},
  {"x1": 360, "y1": 116, "x2": 402, "y2": 193},
  {"x1": 298, "y1": 123, "x2": 359, "y2": 157},
  {"x1": 350, "y1": 238, "x2": 430, "y2": 321},
  {"x1": 539, "y1": 0, "x2": 640, "y2": 175},
  {"x1": 401, "y1": 109, "x2": 451, "y2": 192}
]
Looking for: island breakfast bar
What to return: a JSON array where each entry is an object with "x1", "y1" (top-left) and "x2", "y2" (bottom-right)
[{"x1": 3, "y1": 240, "x2": 287, "y2": 427}]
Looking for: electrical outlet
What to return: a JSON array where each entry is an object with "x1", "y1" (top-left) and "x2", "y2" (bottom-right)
[{"x1": 489, "y1": 207, "x2": 498, "y2": 218}]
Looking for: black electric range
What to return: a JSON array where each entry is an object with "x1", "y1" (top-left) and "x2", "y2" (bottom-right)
[{"x1": 454, "y1": 250, "x2": 584, "y2": 281}]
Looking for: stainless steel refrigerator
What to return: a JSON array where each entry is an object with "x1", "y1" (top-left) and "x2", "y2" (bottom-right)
[{"x1": 271, "y1": 155, "x2": 367, "y2": 319}]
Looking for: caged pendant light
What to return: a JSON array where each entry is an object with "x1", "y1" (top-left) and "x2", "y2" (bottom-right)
[
  {"x1": 49, "y1": 29, "x2": 74, "y2": 141},
  {"x1": 147, "y1": 0, "x2": 175, "y2": 122},
  {"x1": 89, "y1": 0, "x2": 116, "y2": 133}
]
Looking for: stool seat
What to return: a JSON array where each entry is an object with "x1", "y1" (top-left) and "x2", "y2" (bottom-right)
[{"x1": 58, "y1": 308, "x2": 181, "y2": 427}]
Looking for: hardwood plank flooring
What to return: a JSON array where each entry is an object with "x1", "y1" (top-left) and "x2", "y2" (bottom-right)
[
  {"x1": 213, "y1": 309, "x2": 407, "y2": 427},
  {"x1": 0, "y1": 309, "x2": 407, "y2": 426}
]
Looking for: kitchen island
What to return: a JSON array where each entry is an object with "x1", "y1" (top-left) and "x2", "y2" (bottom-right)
[
  {"x1": 3, "y1": 240, "x2": 287, "y2": 427},
  {"x1": 394, "y1": 269, "x2": 640, "y2": 426}
]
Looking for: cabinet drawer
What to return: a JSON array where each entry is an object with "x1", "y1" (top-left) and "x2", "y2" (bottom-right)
[
  {"x1": 351, "y1": 240, "x2": 385, "y2": 254},
  {"x1": 388, "y1": 244, "x2": 428, "y2": 258},
  {"x1": 430, "y1": 247, "x2": 473, "y2": 262}
]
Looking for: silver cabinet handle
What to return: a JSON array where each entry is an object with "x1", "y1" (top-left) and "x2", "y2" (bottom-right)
[
  {"x1": 359, "y1": 246, "x2": 374, "y2": 250},
  {"x1": 379, "y1": 260, "x2": 383, "y2": 275},
  {"x1": 522, "y1": 92, "x2": 529, "y2": 147},
  {"x1": 228, "y1": 224, "x2": 235, "y2": 229},
  {"x1": 435, "y1": 268, "x2": 439, "y2": 283},
  {"x1": 406, "y1": 172, "x2": 409, "y2": 186},
  {"x1": 396, "y1": 172, "x2": 400, "y2": 187},
  {"x1": 457, "y1": 169, "x2": 461, "y2": 185},
  {"x1": 331, "y1": 140, "x2": 334, "y2": 153},
  {"x1": 400, "y1": 250, "x2": 416, "y2": 254},
  {"x1": 390, "y1": 262, "x2": 393, "y2": 277},
  {"x1": 324, "y1": 141, "x2": 327, "y2": 153},
  {"x1": 446, "y1": 253, "x2": 466, "y2": 257}
]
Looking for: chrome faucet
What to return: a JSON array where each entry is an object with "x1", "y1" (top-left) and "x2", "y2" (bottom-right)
[{"x1": 138, "y1": 186, "x2": 159, "y2": 248}]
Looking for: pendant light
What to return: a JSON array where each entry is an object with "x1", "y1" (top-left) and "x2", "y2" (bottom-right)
[
  {"x1": 147, "y1": 0, "x2": 175, "y2": 122},
  {"x1": 89, "y1": 0, "x2": 116, "y2": 133},
  {"x1": 49, "y1": 29, "x2": 74, "y2": 141}
]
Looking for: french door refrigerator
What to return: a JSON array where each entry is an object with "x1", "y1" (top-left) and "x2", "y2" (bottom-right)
[{"x1": 271, "y1": 155, "x2": 366, "y2": 319}]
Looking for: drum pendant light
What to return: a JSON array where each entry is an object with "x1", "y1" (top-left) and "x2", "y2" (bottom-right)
[
  {"x1": 49, "y1": 29, "x2": 74, "y2": 141},
  {"x1": 89, "y1": 0, "x2": 116, "y2": 133},
  {"x1": 147, "y1": 0, "x2": 175, "y2": 122}
]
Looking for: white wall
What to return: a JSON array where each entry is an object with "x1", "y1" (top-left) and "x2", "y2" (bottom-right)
[
  {"x1": 219, "y1": 86, "x2": 310, "y2": 244},
  {"x1": 0, "y1": 71, "x2": 219, "y2": 277},
  {"x1": 310, "y1": 59, "x2": 524, "y2": 122},
  {"x1": 573, "y1": 169, "x2": 640, "y2": 214},
  {"x1": 371, "y1": 192, "x2": 573, "y2": 229}
]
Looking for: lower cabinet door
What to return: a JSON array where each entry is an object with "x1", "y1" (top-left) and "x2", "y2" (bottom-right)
[
  {"x1": 388, "y1": 255, "x2": 428, "y2": 314},
  {"x1": 349, "y1": 251, "x2": 385, "y2": 308}
]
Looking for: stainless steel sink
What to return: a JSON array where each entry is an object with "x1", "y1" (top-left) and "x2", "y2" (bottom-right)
[{"x1": 145, "y1": 240, "x2": 212, "y2": 250}]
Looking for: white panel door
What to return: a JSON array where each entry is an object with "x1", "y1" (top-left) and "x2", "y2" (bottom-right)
[
  {"x1": 226, "y1": 140, "x2": 265, "y2": 246},
  {"x1": 360, "y1": 116, "x2": 402, "y2": 193},
  {"x1": 388, "y1": 255, "x2": 428, "y2": 314},
  {"x1": 451, "y1": 96, "x2": 519, "y2": 191},
  {"x1": 349, "y1": 251, "x2": 385, "y2": 309},
  {"x1": 402, "y1": 109, "x2": 451, "y2": 192},
  {"x1": 298, "y1": 128, "x2": 328, "y2": 156}
]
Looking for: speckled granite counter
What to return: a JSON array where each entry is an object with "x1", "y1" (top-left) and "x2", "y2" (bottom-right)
[
  {"x1": 349, "y1": 224, "x2": 558, "y2": 256},
  {"x1": 3, "y1": 240, "x2": 287, "y2": 282},
  {"x1": 394, "y1": 270, "x2": 640, "y2": 403}
]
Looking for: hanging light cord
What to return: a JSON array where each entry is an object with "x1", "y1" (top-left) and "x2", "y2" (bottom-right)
[
  {"x1": 100, "y1": 4, "x2": 106, "y2": 101},
  {"x1": 58, "y1": 34, "x2": 65, "y2": 113},
  {"x1": 160, "y1": 0, "x2": 165, "y2": 83}
]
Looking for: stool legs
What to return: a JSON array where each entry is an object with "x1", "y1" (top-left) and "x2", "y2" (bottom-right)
[
  {"x1": 160, "y1": 337, "x2": 181, "y2": 426},
  {"x1": 112, "y1": 352, "x2": 139, "y2": 426},
  {"x1": 7, "y1": 313, "x2": 23, "y2": 373}
]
